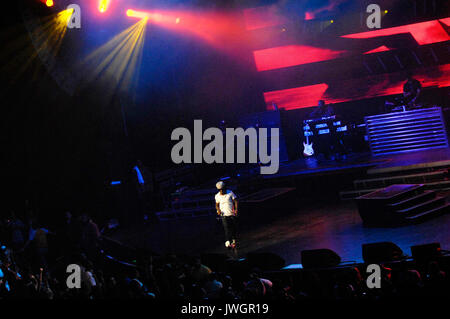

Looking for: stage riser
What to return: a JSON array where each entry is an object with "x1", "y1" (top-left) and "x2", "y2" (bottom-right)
[
  {"x1": 353, "y1": 169, "x2": 448, "y2": 189},
  {"x1": 367, "y1": 161, "x2": 450, "y2": 176},
  {"x1": 341, "y1": 181, "x2": 450, "y2": 200},
  {"x1": 171, "y1": 188, "x2": 230, "y2": 210},
  {"x1": 157, "y1": 187, "x2": 296, "y2": 221},
  {"x1": 395, "y1": 197, "x2": 446, "y2": 217},
  {"x1": 388, "y1": 191, "x2": 436, "y2": 211},
  {"x1": 172, "y1": 198, "x2": 214, "y2": 210},
  {"x1": 341, "y1": 163, "x2": 450, "y2": 200},
  {"x1": 356, "y1": 184, "x2": 450, "y2": 226},
  {"x1": 405, "y1": 205, "x2": 450, "y2": 223},
  {"x1": 156, "y1": 208, "x2": 214, "y2": 221}
]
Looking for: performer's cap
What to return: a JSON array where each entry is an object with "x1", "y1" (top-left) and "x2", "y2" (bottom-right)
[{"x1": 216, "y1": 181, "x2": 225, "y2": 190}]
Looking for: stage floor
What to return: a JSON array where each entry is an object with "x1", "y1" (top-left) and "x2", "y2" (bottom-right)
[
  {"x1": 228, "y1": 198, "x2": 450, "y2": 266},
  {"x1": 368, "y1": 147, "x2": 450, "y2": 174},
  {"x1": 115, "y1": 195, "x2": 450, "y2": 267}
]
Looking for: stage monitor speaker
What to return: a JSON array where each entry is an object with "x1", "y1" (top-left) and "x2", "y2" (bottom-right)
[
  {"x1": 301, "y1": 249, "x2": 341, "y2": 269},
  {"x1": 411, "y1": 243, "x2": 441, "y2": 261},
  {"x1": 362, "y1": 242, "x2": 403, "y2": 264},
  {"x1": 246, "y1": 252, "x2": 285, "y2": 271}
]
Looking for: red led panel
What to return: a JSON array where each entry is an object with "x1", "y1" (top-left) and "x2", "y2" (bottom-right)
[
  {"x1": 341, "y1": 19, "x2": 450, "y2": 45},
  {"x1": 264, "y1": 83, "x2": 329, "y2": 110},
  {"x1": 254, "y1": 45, "x2": 348, "y2": 71},
  {"x1": 364, "y1": 45, "x2": 390, "y2": 54},
  {"x1": 253, "y1": 18, "x2": 450, "y2": 72},
  {"x1": 264, "y1": 64, "x2": 450, "y2": 110}
]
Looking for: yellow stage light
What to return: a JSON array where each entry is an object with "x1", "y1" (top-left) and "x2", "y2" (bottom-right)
[
  {"x1": 6, "y1": 8, "x2": 73, "y2": 82},
  {"x1": 80, "y1": 19, "x2": 148, "y2": 102},
  {"x1": 99, "y1": 0, "x2": 110, "y2": 13},
  {"x1": 127, "y1": 9, "x2": 150, "y2": 20},
  {"x1": 46, "y1": 0, "x2": 54, "y2": 7}
]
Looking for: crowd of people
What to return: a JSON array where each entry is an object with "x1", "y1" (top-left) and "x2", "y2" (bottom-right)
[{"x1": 1, "y1": 210, "x2": 449, "y2": 300}]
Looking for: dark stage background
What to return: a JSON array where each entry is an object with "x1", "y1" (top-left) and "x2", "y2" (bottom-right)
[{"x1": 0, "y1": 0, "x2": 449, "y2": 224}]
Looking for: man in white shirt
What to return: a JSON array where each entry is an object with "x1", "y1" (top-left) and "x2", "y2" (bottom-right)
[{"x1": 215, "y1": 181, "x2": 238, "y2": 249}]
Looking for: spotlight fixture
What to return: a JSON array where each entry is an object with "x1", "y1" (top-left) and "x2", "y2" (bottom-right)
[
  {"x1": 126, "y1": 9, "x2": 149, "y2": 19},
  {"x1": 46, "y1": 0, "x2": 54, "y2": 7},
  {"x1": 99, "y1": 0, "x2": 110, "y2": 13}
]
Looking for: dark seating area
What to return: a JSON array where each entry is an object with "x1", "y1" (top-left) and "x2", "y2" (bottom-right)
[{"x1": 1, "y1": 212, "x2": 449, "y2": 300}]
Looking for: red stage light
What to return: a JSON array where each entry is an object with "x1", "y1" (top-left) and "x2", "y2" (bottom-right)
[
  {"x1": 253, "y1": 45, "x2": 348, "y2": 72},
  {"x1": 304, "y1": 12, "x2": 314, "y2": 20},
  {"x1": 125, "y1": 8, "x2": 245, "y2": 55},
  {"x1": 243, "y1": 5, "x2": 288, "y2": 30}
]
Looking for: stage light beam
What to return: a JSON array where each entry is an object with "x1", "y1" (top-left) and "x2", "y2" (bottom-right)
[
  {"x1": 80, "y1": 19, "x2": 148, "y2": 103},
  {"x1": 4, "y1": 8, "x2": 74, "y2": 83},
  {"x1": 125, "y1": 8, "x2": 246, "y2": 55}
]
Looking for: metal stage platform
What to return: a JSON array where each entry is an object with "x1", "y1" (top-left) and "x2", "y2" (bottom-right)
[
  {"x1": 264, "y1": 147, "x2": 450, "y2": 180},
  {"x1": 155, "y1": 148, "x2": 450, "y2": 220},
  {"x1": 252, "y1": 148, "x2": 450, "y2": 201}
]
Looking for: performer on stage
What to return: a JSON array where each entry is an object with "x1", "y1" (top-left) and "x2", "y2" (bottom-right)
[
  {"x1": 306, "y1": 100, "x2": 346, "y2": 160},
  {"x1": 215, "y1": 181, "x2": 238, "y2": 249},
  {"x1": 403, "y1": 74, "x2": 422, "y2": 108},
  {"x1": 308, "y1": 100, "x2": 334, "y2": 119}
]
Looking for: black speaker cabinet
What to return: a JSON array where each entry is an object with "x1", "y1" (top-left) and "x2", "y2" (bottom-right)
[
  {"x1": 301, "y1": 249, "x2": 341, "y2": 269},
  {"x1": 411, "y1": 243, "x2": 441, "y2": 261},
  {"x1": 362, "y1": 242, "x2": 403, "y2": 264}
]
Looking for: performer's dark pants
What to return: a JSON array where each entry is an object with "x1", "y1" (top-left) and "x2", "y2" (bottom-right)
[{"x1": 222, "y1": 216, "x2": 237, "y2": 242}]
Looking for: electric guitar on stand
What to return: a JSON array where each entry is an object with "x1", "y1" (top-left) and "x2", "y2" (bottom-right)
[
  {"x1": 302, "y1": 121, "x2": 314, "y2": 157},
  {"x1": 303, "y1": 135, "x2": 314, "y2": 157}
]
